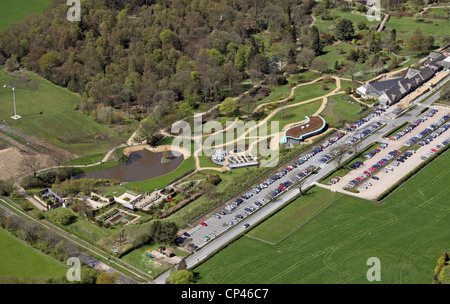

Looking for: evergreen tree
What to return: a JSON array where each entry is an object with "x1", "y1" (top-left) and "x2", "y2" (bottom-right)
[
  {"x1": 309, "y1": 26, "x2": 322, "y2": 56},
  {"x1": 336, "y1": 19, "x2": 354, "y2": 41}
]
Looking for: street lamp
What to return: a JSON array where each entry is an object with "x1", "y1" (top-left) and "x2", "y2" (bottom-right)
[{"x1": 11, "y1": 86, "x2": 21, "y2": 120}]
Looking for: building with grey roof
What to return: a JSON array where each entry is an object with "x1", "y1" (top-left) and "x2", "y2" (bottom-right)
[
  {"x1": 443, "y1": 57, "x2": 450, "y2": 69},
  {"x1": 356, "y1": 78, "x2": 404, "y2": 98},
  {"x1": 356, "y1": 51, "x2": 449, "y2": 106}
]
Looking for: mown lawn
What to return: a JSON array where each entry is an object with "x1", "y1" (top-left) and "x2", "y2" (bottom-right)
[
  {"x1": 268, "y1": 98, "x2": 324, "y2": 132},
  {"x1": 290, "y1": 81, "x2": 337, "y2": 104},
  {"x1": 252, "y1": 71, "x2": 322, "y2": 111},
  {"x1": 320, "y1": 93, "x2": 364, "y2": 126},
  {"x1": 0, "y1": 69, "x2": 136, "y2": 156},
  {"x1": 384, "y1": 16, "x2": 450, "y2": 46},
  {"x1": 0, "y1": 0, "x2": 51, "y2": 31},
  {"x1": 126, "y1": 157, "x2": 196, "y2": 192},
  {"x1": 193, "y1": 150, "x2": 450, "y2": 284},
  {"x1": 0, "y1": 227, "x2": 67, "y2": 280},
  {"x1": 63, "y1": 153, "x2": 107, "y2": 166}
]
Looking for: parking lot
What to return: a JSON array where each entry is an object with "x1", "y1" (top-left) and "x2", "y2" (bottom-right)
[
  {"x1": 183, "y1": 110, "x2": 393, "y2": 248},
  {"x1": 326, "y1": 108, "x2": 450, "y2": 200}
]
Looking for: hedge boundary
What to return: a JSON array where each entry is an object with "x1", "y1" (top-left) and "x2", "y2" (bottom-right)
[{"x1": 376, "y1": 143, "x2": 449, "y2": 202}]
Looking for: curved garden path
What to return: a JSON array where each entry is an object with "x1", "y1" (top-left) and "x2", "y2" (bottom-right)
[
  {"x1": 37, "y1": 74, "x2": 355, "y2": 175},
  {"x1": 190, "y1": 75, "x2": 345, "y2": 171}
]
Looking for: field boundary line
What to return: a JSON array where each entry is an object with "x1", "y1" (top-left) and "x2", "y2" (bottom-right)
[
  {"x1": 273, "y1": 193, "x2": 346, "y2": 246},
  {"x1": 245, "y1": 192, "x2": 346, "y2": 247},
  {"x1": 244, "y1": 234, "x2": 276, "y2": 246}
]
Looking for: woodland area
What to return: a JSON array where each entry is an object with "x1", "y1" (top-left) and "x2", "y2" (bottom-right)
[
  {"x1": 0, "y1": 0, "x2": 317, "y2": 132},
  {"x1": 0, "y1": 0, "x2": 447, "y2": 135}
]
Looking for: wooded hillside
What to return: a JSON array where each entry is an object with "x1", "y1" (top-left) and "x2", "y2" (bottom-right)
[{"x1": 0, "y1": 0, "x2": 316, "y2": 130}]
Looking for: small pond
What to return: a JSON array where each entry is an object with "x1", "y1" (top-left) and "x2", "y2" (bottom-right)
[{"x1": 74, "y1": 149, "x2": 184, "y2": 183}]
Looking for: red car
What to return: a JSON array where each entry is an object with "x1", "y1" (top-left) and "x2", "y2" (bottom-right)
[{"x1": 200, "y1": 222, "x2": 207, "y2": 226}]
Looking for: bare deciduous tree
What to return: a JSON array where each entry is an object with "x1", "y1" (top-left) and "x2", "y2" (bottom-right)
[
  {"x1": 21, "y1": 155, "x2": 43, "y2": 177},
  {"x1": 331, "y1": 145, "x2": 347, "y2": 168}
]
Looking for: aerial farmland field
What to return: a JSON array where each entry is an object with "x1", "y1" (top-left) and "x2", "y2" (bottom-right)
[{"x1": 194, "y1": 150, "x2": 450, "y2": 284}]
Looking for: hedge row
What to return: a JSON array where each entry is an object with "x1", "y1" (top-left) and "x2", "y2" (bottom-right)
[{"x1": 376, "y1": 143, "x2": 449, "y2": 202}]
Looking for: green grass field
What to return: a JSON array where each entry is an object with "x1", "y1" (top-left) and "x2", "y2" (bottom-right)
[
  {"x1": 268, "y1": 98, "x2": 324, "y2": 131},
  {"x1": 193, "y1": 150, "x2": 450, "y2": 284},
  {"x1": 0, "y1": 228, "x2": 67, "y2": 280},
  {"x1": 320, "y1": 93, "x2": 364, "y2": 126},
  {"x1": 0, "y1": 0, "x2": 51, "y2": 31},
  {"x1": 384, "y1": 16, "x2": 450, "y2": 46},
  {"x1": 290, "y1": 81, "x2": 337, "y2": 104},
  {"x1": 126, "y1": 157, "x2": 196, "y2": 192},
  {"x1": 0, "y1": 69, "x2": 136, "y2": 155}
]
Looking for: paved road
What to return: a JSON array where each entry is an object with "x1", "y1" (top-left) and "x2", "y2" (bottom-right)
[{"x1": 153, "y1": 78, "x2": 448, "y2": 284}]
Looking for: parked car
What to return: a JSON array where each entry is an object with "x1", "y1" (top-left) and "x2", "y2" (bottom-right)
[{"x1": 200, "y1": 222, "x2": 207, "y2": 226}]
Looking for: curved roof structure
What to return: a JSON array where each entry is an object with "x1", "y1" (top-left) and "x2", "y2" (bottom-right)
[{"x1": 280, "y1": 115, "x2": 327, "y2": 144}]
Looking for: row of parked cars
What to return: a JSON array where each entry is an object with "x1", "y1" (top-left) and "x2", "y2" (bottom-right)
[
  {"x1": 345, "y1": 110, "x2": 385, "y2": 132},
  {"x1": 294, "y1": 132, "x2": 347, "y2": 167},
  {"x1": 410, "y1": 123, "x2": 449, "y2": 148},
  {"x1": 389, "y1": 117, "x2": 427, "y2": 141},
  {"x1": 344, "y1": 122, "x2": 384, "y2": 147},
  {"x1": 272, "y1": 180, "x2": 293, "y2": 197},
  {"x1": 415, "y1": 114, "x2": 450, "y2": 147},
  {"x1": 364, "y1": 147, "x2": 382, "y2": 159},
  {"x1": 256, "y1": 132, "x2": 346, "y2": 197},
  {"x1": 223, "y1": 200, "x2": 265, "y2": 227},
  {"x1": 428, "y1": 137, "x2": 450, "y2": 157},
  {"x1": 347, "y1": 149, "x2": 401, "y2": 188},
  {"x1": 389, "y1": 109, "x2": 440, "y2": 142}
]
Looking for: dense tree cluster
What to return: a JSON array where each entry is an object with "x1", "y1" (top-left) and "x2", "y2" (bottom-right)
[
  {"x1": 0, "y1": 0, "x2": 316, "y2": 130},
  {"x1": 132, "y1": 220, "x2": 179, "y2": 248}
]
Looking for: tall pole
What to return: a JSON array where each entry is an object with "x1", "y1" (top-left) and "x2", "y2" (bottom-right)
[
  {"x1": 11, "y1": 86, "x2": 21, "y2": 120},
  {"x1": 12, "y1": 87, "x2": 17, "y2": 117}
]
